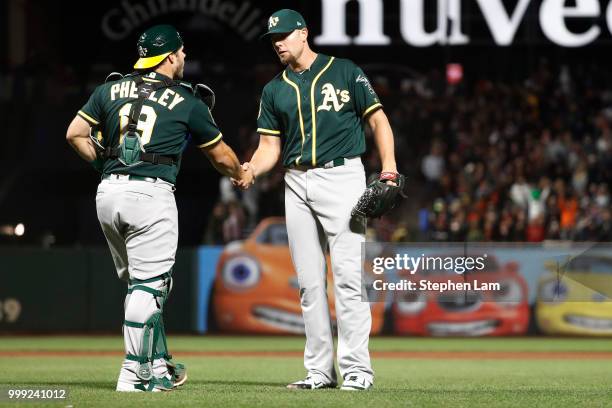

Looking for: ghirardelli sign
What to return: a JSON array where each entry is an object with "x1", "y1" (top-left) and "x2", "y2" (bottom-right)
[
  {"x1": 315, "y1": 0, "x2": 612, "y2": 47},
  {"x1": 101, "y1": 0, "x2": 264, "y2": 41}
]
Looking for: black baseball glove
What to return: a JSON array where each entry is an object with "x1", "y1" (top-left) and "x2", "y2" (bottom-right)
[{"x1": 352, "y1": 172, "x2": 407, "y2": 219}]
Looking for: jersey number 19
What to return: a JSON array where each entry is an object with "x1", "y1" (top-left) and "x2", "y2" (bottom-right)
[{"x1": 118, "y1": 103, "x2": 158, "y2": 145}]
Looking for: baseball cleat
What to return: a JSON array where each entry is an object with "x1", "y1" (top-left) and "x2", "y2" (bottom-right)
[
  {"x1": 286, "y1": 376, "x2": 337, "y2": 390},
  {"x1": 170, "y1": 363, "x2": 188, "y2": 388},
  {"x1": 150, "y1": 376, "x2": 175, "y2": 392},
  {"x1": 116, "y1": 381, "x2": 145, "y2": 392},
  {"x1": 340, "y1": 375, "x2": 373, "y2": 391},
  {"x1": 116, "y1": 376, "x2": 175, "y2": 392}
]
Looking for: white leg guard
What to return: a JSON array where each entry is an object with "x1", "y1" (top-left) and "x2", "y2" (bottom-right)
[{"x1": 117, "y1": 272, "x2": 175, "y2": 392}]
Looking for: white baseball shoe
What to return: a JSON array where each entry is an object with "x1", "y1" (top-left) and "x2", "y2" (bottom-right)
[
  {"x1": 116, "y1": 376, "x2": 175, "y2": 392},
  {"x1": 286, "y1": 376, "x2": 337, "y2": 390},
  {"x1": 340, "y1": 374, "x2": 373, "y2": 391}
]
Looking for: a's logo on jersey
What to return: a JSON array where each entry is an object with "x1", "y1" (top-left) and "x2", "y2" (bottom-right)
[
  {"x1": 138, "y1": 46, "x2": 148, "y2": 57},
  {"x1": 317, "y1": 83, "x2": 350, "y2": 112},
  {"x1": 268, "y1": 16, "x2": 280, "y2": 29},
  {"x1": 356, "y1": 74, "x2": 376, "y2": 95}
]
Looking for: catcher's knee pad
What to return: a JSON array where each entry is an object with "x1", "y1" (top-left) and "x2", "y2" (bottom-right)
[{"x1": 123, "y1": 272, "x2": 173, "y2": 381}]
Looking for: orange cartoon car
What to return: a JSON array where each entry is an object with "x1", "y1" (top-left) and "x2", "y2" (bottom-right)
[
  {"x1": 392, "y1": 255, "x2": 529, "y2": 336},
  {"x1": 213, "y1": 217, "x2": 385, "y2": 334}
]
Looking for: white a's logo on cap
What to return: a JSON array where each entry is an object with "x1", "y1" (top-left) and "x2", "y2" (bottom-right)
[{"x1": 268, "y1": 16, "x2": 279, "y2": 29}]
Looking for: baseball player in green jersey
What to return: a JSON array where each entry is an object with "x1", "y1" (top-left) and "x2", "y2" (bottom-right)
[
  {"x1": 66, "y1": 24, "x2": 251, "y2": 392},
  {"x1": 237, "y1": 9, "x2": 398, "y2": 391}
]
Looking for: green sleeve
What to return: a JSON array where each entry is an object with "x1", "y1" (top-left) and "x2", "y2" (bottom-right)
[
  {"x1": 256, "y1": 84, "x2": 281, "y2": 136},
  {"x1": 351, "y1": 65, "x2": 383, "y2": 119},
  {"x1": 188, "y1": 100, "x2": 223, "y2": 148},
  {"x1": 78, "y1": 85, "x2": 105, "y2": 125}
]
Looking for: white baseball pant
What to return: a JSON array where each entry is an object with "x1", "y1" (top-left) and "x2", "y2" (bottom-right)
[
  {"x1": 284, "y1": 157, "x2": 373, "y2": 385},
  {"x1": 95, "y1": 175, "x2": 178, "y2": 389}
]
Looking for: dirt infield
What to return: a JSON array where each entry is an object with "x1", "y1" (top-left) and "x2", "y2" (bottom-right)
[{"x1": 2, "y1": 350, "x2": 612, "y2": 359}]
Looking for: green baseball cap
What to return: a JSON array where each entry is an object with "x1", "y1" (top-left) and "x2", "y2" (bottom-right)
[
  {"x1": 260, "y1": 9, "x2": 307, "y2": 39},
  {"x1": 134, "y1": 24, "x2": 183, "y2": 69}
]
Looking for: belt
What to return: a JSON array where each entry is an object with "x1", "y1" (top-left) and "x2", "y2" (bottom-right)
[
  {"x1": 101, "y1": 148, "x2": 177, "y2": 165},
  {"x1": 102, "y1": 174, "x2": 158, "y2": 183},
  {"x1": 289, "y1": 157, "x2": 346, "y2": 171}
]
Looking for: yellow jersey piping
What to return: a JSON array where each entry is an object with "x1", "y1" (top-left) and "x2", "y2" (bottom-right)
[
  {"x1": 198, "y1": 133, "x2": 223, "y2": 148},
  {"x1": 282, "y1": 71, "x2": 305, "y2": 165},
  {"x1": 257, "y1": 128, "x2": 281, "y2": 135},
  {"x1": 78, "y1": 110, "x2": 100, "y2": 125},
  {"x1": 310, "y1": 57, "x2": 335, "y2": 166},
  {"x1": 362, "y1": 102, "x2": 383, "y2": 118}
]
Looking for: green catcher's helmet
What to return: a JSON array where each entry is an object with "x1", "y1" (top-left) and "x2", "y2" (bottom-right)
[{"x1": 134, "y1": 24, "x2": 183, "y2": 69}]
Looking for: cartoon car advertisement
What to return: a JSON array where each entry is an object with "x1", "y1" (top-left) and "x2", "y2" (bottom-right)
[
  {"x1": 536, "y1": 255, "x2": 612, "y2": 336},
  {"x1": 392, "y1": 255, "x2": 530, "y2": 336}
]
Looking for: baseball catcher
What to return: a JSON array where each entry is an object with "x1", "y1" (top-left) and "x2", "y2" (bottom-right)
[{"x1": 66, "y1": 24, "x2": 251, "y2": 392}]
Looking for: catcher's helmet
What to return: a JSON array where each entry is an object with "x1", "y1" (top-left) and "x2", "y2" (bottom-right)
[{"x1": 134, "y1": 24, "x2": 183, "y2": 69}]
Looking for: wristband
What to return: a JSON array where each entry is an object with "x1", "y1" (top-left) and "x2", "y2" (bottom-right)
[{"x1": 379, "y1": 172, "x2": 397, "y2": 181}]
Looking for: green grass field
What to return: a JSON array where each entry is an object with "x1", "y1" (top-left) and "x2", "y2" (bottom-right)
[{"x1": 0, "y1": 336, "x2": 611, "y2": 407}]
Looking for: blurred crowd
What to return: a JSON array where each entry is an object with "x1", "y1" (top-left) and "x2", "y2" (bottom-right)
[
  {"x1": 4, "y1": 54, "x2": 611, "y2": 245},
  {"x1": 206, "y1": 61, "x2": 612, "y2": 244},
  {"x1": 408, "y1": 62, "x2": 612, "y2": 243}
]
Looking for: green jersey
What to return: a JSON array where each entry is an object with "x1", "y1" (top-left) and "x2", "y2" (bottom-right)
[
  {"x1": 256, "y1": 54, "x2": 382, "y2": 167},
  {"x1": 78, "y1": 71, "x2": 222, "y2": 184}
]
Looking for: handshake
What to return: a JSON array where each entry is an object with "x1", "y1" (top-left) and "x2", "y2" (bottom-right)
[{"x1": 232, "y1": 162, "x2": 256, "y2": 190}]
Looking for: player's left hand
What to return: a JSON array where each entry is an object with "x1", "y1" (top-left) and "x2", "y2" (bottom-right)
[
  {"x1": 380, "y1": 171, "x2": 398, "y2": 187},
  {"x1": 351, "y1": 171, "x2": 406, "y2": 219}
]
